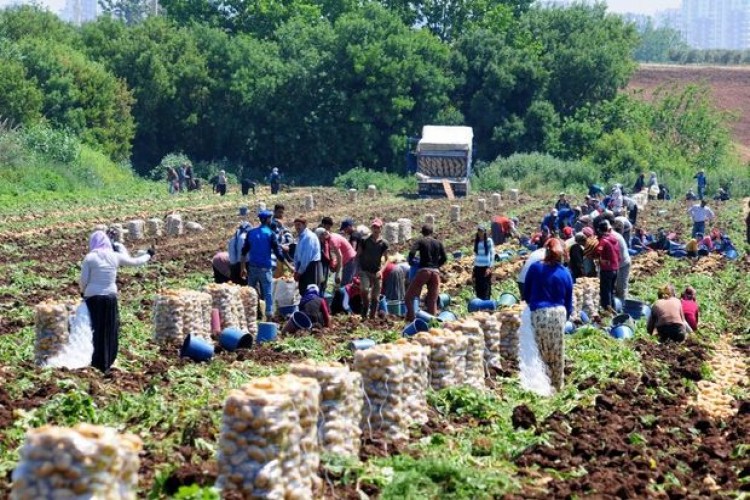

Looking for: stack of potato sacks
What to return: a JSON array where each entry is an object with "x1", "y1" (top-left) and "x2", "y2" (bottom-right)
[
  {"x1": 471, "y1": 312, "x2": 502, "y2": 371},
  {"x1": 238, "y1": 287, "x2": 259, "y2": 337},
  {"x1": 383, "y1": 222, "x2": 400, "y2": 245},
  {"x1": 203, "y1": 283, "x2": 249, "y2": 332},
  {"x1": 216, "y1": 376, "x2": 321, "y2": 499},
  {"x1": 392, "y1": 339, "x2": 430, "y2": 425},
  {"x1": 498, "y1": 304, "x2": 524, "y2": 366},
  {"x1": 152, "y1": 289, "x2": 213, "y2": 344},
  {"x1": 354, "y1": 344, "x2": 410, "y2": 443},
  {"x1": 11, "y1": 424, "x2": 141, "y2": 500},
  {"x1": 573, "y1": 277, "x2": 599, "y2": 321},
  {"x1": 165, "y1": 213, "x2": 183, "y2": 237},
  {"x1": 397, "y1": 218, "x2": 412, "y2": 242},
  {"x1": 146, "y1": 218, "x2": 163, "y2": 237},
  {"x1": 289, "y1": 361, "x2": 363, "y2": 458},
  {"x1": 33, "y1": 301, "x2": 77, "y2": 365},
  {"x1": 126, "y1": 219, "x2": 144, "y2": 241},
  {"x1": 444, "y1": 319, "x2": 485, "y2": 389},
  {"x1": 413, "y1": 329, "x2": 467, "y2": 390}
]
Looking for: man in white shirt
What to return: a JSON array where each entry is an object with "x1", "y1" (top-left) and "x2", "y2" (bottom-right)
[
  {"x1": 517, "y1": 247, "x2": 547, "y2": 301},
  {"x1": 687, "y1": 200, "x2": 715, "y2": 238}
]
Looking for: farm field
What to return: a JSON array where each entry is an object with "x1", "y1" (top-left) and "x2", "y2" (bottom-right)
[
  {"x1": 0, "y1": 187, "x2": 748, "y2": 498},
  {"x1": 629, "y1": 63, "x2": 750, "y2": 160}
]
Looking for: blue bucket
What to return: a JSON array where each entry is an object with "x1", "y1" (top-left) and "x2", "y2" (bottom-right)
[
  {"x1": 564, "y1": 321, "x2": 576, "y2": 335},
  {"x1": 403, "y1": 318, "x2": 429, "y2": 336},
  {"x1": 496, "y1": 252, "x2": 511, "y2": 262},
  {"x1": 278, "y1": 304, "x2": 297, "y2": 316},
  {"x1": 725, "y1": 249, "x2": 739, "y2": 260},
  {"x1": 497, "y1": 292, "x2": 518, "y2": 307},
  {"x1": 579, "y1": 310, "x2": 590, "y2": 324},
  {"x1": 610, "y1": 324, "x2": 634, "y2": 340},
  {"x1": 386, "y1": 300, "x2": 406, "y2": 316},
  {"x1": 452, "y1": 251, "x2": 463, "y2": 259},
  {"x1": 437, "y1": 310, "x2": 457, "y2": 322},
  {"x1": 379, "y1": 295, "x2": 388, "y2": 313},
  {"x1": 349, "y1": 339, "x2": 376, "y2": 350},
  {"x1": 181, "y1": 334, "x2": 214, "y2": 362},
  {"x1": 283, "y1": 311, "x2": 312, "y2": 333},
  {"x1": 219, "y1": 327, "x2": 254, "y2": 351},
  {"x1": 468, "y1": 298, "x2": 497, "y2": 312},
  {"x1": 612, "y1": 314, "x2": 634, "y2": 330},
  {"x1": 624, "y1": 299, "x2": 648, "y2": 320},
  {"x1": 239, "y1": 206, "x2": 248, "y2": 216},
  {"x1": 438, "y1": 293, "x2": 451, "y2": 308},
  {"x1": 416, "y1": 310, "x2": 436, "y2": 322},
  {"x1": 257, "y1": 322, "x2": 278, "y2": 343}
]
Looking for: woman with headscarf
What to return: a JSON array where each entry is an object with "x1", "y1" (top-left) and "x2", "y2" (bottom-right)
[
  {"x1": 523, "y1": 239, "x2": 573, "y2": 390},
  {"x1": 298, "y1": 284, "x2": 331, "y2": 328},
  {"x1": 569, "y1": 233, "x2": 587, "y2": 282},
  {"x1": 473, "y1": 224, "x2": 495, "y2": 300},
  {"x1": 580, "y1": 227, "x2": 599, "y2": 278},
  {"x1": 647, "y1": 284, "x2": 687, "y2": 343},
  {"x1": 216, "y1": 170, "x2": 227, "y2": 196},
  {"x1": 79, "y1": 231, "x2": 153, "y2": 373},
  {"x1": 680, "y1": 286, "x2": 699, "y2": 332}
]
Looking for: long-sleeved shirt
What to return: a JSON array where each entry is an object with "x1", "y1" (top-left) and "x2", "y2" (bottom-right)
[
  {"x1": 241, "y1": 225, "x2": 286, "y2": 268},
  {"x1": 80, "y1": 251, "x2": 150, "y2": 297},
  {"x1": 596, "y1": 233, "x2": 621, "y2": 271},
  {"x1": 694, "y1": 173, "x2": 707, "y2": 188},
  {"x1": 473, "y1": 238, "x2": 495, "y2": 268},
  {"x1": 541, "y1": 214, "x2": 557, "y2": 232},
  {"x1": 688, "y1": 205, "x2": 715, "y2": 223},
  {"x1": 524, "y1": 262, "x2": 573, "y2": 318},
  {"x1": 228, "y1": 223, "x2": 251, "y2": 265},
  {"x1": 294, "y1": 228, "x2": 321, "y2": 274},
  {"x1": 648, "y1": 297, "x2": 686, "y2": 334},
  {"x1": 681, "y1": 299, "x2": 699, "y2": 331},
  {"x1": 611, "y1": 230, "x2": 631, "y2": 267},
  {"x1": 517, "y1": 248, "x2": 547, "y2": 284},
  {"x1": 408, "y1": 237, "x2": 447, "y2": 270}
]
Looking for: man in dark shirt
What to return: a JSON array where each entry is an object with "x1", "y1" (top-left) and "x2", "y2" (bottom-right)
[
  {"x1": 404, "y1": 224, "x2": 447, "y2": 321},
  {"x1": 356, "y1": 218, "x2": 389, "y2": 318}
]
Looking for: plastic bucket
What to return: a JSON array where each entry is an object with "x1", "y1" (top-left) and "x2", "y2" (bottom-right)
[
  {"x1": 725, "y1": 249, "x2": 739, "y2": 260},
  {"x1": 219, "y1": 327, "x2": 254, "y2": 351},
  {"x1": 611, "y1": 314, "x2": 634, "y2": 330},
  {"x1": 669, "y1": 249, "x2": 688, "y2": 258},
  {"x1": 257, "y1": 322, "x2": 278, "y2": 343},
  {"x1": 278, "y1": 304, "x2": 297, "y2": 317},
  {"x1": 239, "y1": 206, "x2": 248, "y2": 216},
  {"x1": 579, "y1": 310, "x2": 590, "y2": 324},
  {"x1": 564, "y1": 321, "x2": 576, "y2": 335},
  {"x1": 624, "y1": 299, "x2": 648, "y2": 320},
  {"x1": 496, "y1": 252, "x2": 511, "y2": 262},
  {"x1": 349, "y1": 339, "x2": 376, "y2": 350},
  {"x1": 403, "y1": 318, "x2": 429, "y2": 337},
  {"x1": 452, "y1": 251, "x2": 463, "y2": 259},
  {"x1": 181, "y1": 334, "x2": 214, "y2": 362},
  {"x1": 468, "y1": 298, "x2": 497, "y2": 312},
  {"x1": 614, "y1": 297, "x2": 623, "y2": 313},
  {"x1": 416, "y1": 310, "x2": 435, "y2": 322},
  {"x1": 610, "y1": 324, "x2": 634, "y2": 340},
  {"x1": 497, "y1": 292, "x2": 518, "y2": 307},
  {"x1": 437, "y1": 311, "x2": 457, "y2": 322},
  {"x1": 282, "y1": 311, "x2": 312, "y2": 334},
  {"x1": 438, "y1": 293, "x2": 451, "y2": 308},
  {"x1": 386, "y1": 300, "x2": 406, "y2": 316},
  {"x1": 379, "y1": 295, "x2": 388, "y2": 312}
]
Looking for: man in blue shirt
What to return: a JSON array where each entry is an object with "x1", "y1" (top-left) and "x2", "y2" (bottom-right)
[
  {"x1": 293, "y1": 217, "x2": 322, "y2": 295},
  {"x1": 541, "y1": 209, "x2": 558, "y2": 234},
  {"x1": 242, "y1": 211, "x2": 289, "y2": 318},
  {"x1": 694, "y1": 170, "x2": 707, "y2": 200}
]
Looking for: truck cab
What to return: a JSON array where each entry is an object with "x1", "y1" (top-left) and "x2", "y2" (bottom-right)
[{"x1": 414, "y1": 125, "x2": 473, "y2": 198}]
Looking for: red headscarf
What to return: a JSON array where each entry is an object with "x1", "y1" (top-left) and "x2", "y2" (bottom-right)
[{"x1": 544, "y1": 238, "x2": 565, "y2": 264}]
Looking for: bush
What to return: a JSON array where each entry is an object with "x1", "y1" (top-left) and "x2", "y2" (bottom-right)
[
  {"x1": 473, "y1": 153, "x2": 597, "y2": 193},
  {"x1": 333, "y1": 167, "x2": 416, "y2": 193}
]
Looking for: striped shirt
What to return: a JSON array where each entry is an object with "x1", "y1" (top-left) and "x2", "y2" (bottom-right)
[{"x1": 473, "y1": 239, "x2": 495, "y2": 268}]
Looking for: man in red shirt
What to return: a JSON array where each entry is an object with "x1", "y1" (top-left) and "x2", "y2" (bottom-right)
[
  {"x1": 491, "y1": 215, "x2": 518, "y2": 245},
  {"x1": 680, "y1": 286, "x2": 699, "y2": 332},
  {"x1": 595, "y1": 220, "x2": 621, "y2": 313}
]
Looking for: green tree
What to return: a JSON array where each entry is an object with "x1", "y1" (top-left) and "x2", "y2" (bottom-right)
[
  {"x1": 420, "y1": 0, "x2": 531, "y2": 42},
  {"x1": 0, "y1": 55, "x2": 43, "y2": 126},
  {"x1": 99, "y1": 0, "x2": 159, "y2": 26},
  {"x1": 634, "y1": 21, "x2": 687, "y2": 62},
  {"x1": 0, "y1": 5, "x2": 78, "y2": 46}
]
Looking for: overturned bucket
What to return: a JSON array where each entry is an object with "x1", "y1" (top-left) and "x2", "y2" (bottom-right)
[
  {"x1": 349, "y1": 338, "x2": 376, "y2": 351},
  {"x1": 257, "y1": 322, "x2": 278, "y2": 343},
  {"x1": 416, "y1": 310, "x2": 436, "y2": 322},
  {"x1": 610, "y1": 324, "x2": 634, "y2": 340},
  {"x1": 437, "y1": 310, "x2": 457, "y2": 322},
  {"x1": 611, "y1": 314, "x2": 634, "y2": 330},
  {"x1": 468, "y1": 298, "x2": 497, "y2": 312},
  {"x1": 181, "y1": 334, "x2": 214, "y2": 362},
  {"x1": 219, "y1": 327, "x2": 253, "y2": 351},
  {"x1": 497, "y1": 292, "x2": 518, "y2": 307},
  {"x1": 282, "y1": 311, "x2": 313, "y2": 334},
  {"x1": 438, "y1": 293, "x2": 451, "y2": 309},
  {"x1": 403, "y1": 318, "x2": 429, "y2": 337}
]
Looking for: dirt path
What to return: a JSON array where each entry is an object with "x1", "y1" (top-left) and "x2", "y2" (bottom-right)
[{"x1": 692, "y1": 335, "x2": 748, "y2": 419}]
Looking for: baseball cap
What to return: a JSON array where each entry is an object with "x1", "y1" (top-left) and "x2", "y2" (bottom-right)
[
  {"x1": 340, "y1": 218, "x2": 354, "y2": 231},
  {"x1": 258, "y1": 210, "x2": 273, "y2": 220},
  {"x1": 371, "y1": 218, "x2": 383, "y2": 228},
  {"x1": 477, "y1": 224, "x2": 487, "y2": 232}
]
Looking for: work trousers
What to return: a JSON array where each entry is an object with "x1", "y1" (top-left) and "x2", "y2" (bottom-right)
[
  {"x1": 615, "y1": 263, "x2": 630, "y2": 301},
  {"x1": 248, "y1": 266, "x2": 274, "y2": 316},
  {"x1": 692, "y1": 221, "x2": 706, "y2": 238},
  {"x1": 359, "y1": 271, "x2": 382, "y2": 317},
  {"x1": 599, "y1": 269, "x2": 618, "y2": 311},
  {"x1": 405, "y1": 268, "x2": 441, "y2": 321},
  {"x1": 473, "y1": 266, "x2": 492, "y2": 300},
  {"x1": 297, "y1": 261, "x2": 321, "y2": 296}
]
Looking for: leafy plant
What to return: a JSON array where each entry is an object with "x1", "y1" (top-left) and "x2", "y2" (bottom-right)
[{"x1": 428, "y1": 386, "x2": 502, "y2": 420}]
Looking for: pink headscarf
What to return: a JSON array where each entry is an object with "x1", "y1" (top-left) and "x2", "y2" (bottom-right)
[{"x1": 89, "y1": 230, "x2": 113, "y2": 253}]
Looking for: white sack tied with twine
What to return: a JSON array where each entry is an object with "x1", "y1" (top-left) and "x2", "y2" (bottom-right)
[
  {"x1": 518, "y1": 305, "x2": 553, "y2": 397},
  {"x1": 46, "y1": 301, "x2": 93, "y2": 369}
]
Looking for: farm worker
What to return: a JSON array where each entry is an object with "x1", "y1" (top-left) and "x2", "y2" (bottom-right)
[
  {"x1": 106, "y1": 227, "x2": 129, "y2": 256},
  {"x1": 688, "y1": 200, "x2": 715, "y2": 238},
  {"x1": 556, "y1": 207, "x2": 576, "y2": 230},
  {"x1": 588, "y1": 184, "x2": 605, "y2": 198},
  {"x1": 357, "y1": 218, "x2": 389, "y2": 319},
  {"x1": 648, "y1": 284, "x2": 687, "y2": 342},
  {"x1": 269, "y1": 167, "x2": 281, "y2": 194},
  {"x1": 541, "y1": 209, "x2": 558, "y2": 233},
  {"x1": 633, "y1": 173, "x2": 646, "y2": 193},
  {"x1": 694, "y1": 170, "x2": 707, "y2": 200},
  {"x1": 166, "y1": 167, "x2": 178, "y2": 194},
  {"x1": 227, "y1": 220, "x2": 251, "y2": 285},
  {"x1": 216, "y1": 170, "x2": 227, "y2": 196},
  {"x1": 270, "y1": 204, "x2": 287, "y2": 235},
  {"x1": 314, "y1": 228, "x2": 340, "y2": 296},
  {"x1": 555, "y1": 193, "x2": 570, "y2": 211},
  {"x1": 404, "y1": 224, "x2": 447, "y2": 321},
  {"x1": 178, "y1": 164, "x2": 187, "y2": 192},
  {"x1": 79, "y1": 231, "x2": 153, "y2": 373},
  {"x1": 516, "y1": 247, "x2": 546, "y2": 300},
  {"x1": 292, "y1": 217, "x2": 322, "y2": 296},
  {"x1": 630, "y1": 228, "x2": 648, "y2": 254},
  {"x1": 340, "y1": 218, "x2": 363, "y2": 252},
  {"x1": 622, "y1": 195, "x2": 638, "y2": 226},
  {"x1": 681, "y1": 286, "x2": 699, "y2": 332},
  {"x1": 610, "y1": 185, "x2": 623, "y2": 212},
  {"x1": 686, "y1": 237, "x2": 699, "y2": 258},
  {"x1": 490, "y1": 215, "x2": 517, "y2": 245},
  {"x1": 714, "y1": 186, "x2": 730, "y2": 201},
  {"x1": 613, "y1": 216, "x2": 632, "y2": 248},
  {"x1": 211, "y1": 251, "x2": 232, "y2": 284},
  {"x1": 568, "y1": 234, "x2": 586, "y2": 282},
  {"x1": 242, "y1": 210, "x2": 289, "y2": 318},
  {"x1": 382, "y1": 255, "x2": 407, "y2": 303},
  {"x1": 472, "y1": 225, "x2": 495, "y2": 300},
  {"x1": 523, "y1": 238, "x2": 573, "y2": 391},
  {"x1": 611, "y1": 221, "x2": 631, "y2": 301},
  {"x1": 299, "y1": 284, "x2": 331, "y2": 328},
  {"x1": 580, "y1": 227, "x2": 599, "y2": 277},
  {"x1": 240, "y1": 177, "x2": 255, "y2": 196},
  {"x1": 595, "y1": 220, "x2": 621, "y2": 314},
  {"x1": 561, "y1": 226, "x2": 573, "y2": 245},
  {"x1": 328, "y1": 231, "x2": 357, "y2": 286},
  {"x1": 647, "y1": 172, "x2": 658, "y2": 188},
  {"x1": 685, "y1": 189, "x2": 698, "y2": 202},
  {"x1": 331, "y1": 276, "x2": 363, "y2": 315},
  {"x1": 320, "y1": 217, "x2": 334, "y2": 232},
  {"x1": 185, "y1": 164, "x2": 195, "y2": 191}
]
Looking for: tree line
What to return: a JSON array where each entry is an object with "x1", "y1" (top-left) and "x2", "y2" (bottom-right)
[{"x1": 0, "y1": 2, "x2": 739, "y2": 189}]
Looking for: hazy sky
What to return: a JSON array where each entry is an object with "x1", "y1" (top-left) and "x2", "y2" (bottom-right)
[{"x1": 0, "y1": 0, "x2": 685, "y2": 17}]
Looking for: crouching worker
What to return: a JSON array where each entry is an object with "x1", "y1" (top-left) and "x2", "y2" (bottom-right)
[
  {"x1": 298, "y1": 284, "x2": 331, "y2": 328},
  {"x1": 648, "y1": 284, "x2": 688, "y2": 343},
  {"x1": 212, "y1": 251, "x2": 232, "y2": 283}
]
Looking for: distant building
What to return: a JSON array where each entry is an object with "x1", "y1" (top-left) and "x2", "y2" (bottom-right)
[
  {"x1": 680, "y1": 0, "x2": 750, "y2": 49},
  {"x1": 61, "y1": 0, "x2": 97, "y2": 25}
]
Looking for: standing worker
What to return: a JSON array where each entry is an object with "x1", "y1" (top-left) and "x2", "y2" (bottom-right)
[
  {"x1": 404, "y1": 224, "x2": 447, "y2": 321},
  {"x1": 356, "y1": 218, "x2": 389, "y2": 319},
  {"x1": 79, "y1": 231, "x2": 153, "y2": 373},
  {"x1": 595, "y1": 220, "x2": 620, "y2": 313},
  {"x1": 472, "y1": 225, "x2": 495, "y2": 300},
  {"x1": 315, "y1": 228, "x2": 340, "y2": 296},
  {"x1": 227, "y1": 219, "x2": 251, "y2": 285},
  {"x1": 694, "y1": 170, "x2": 707, "y2": 200},
  {"x1": 292, "y1": 217, "x2": 322, "y2": 296},
  {"x1": 269, "y1": 167, "x2": 281, "y2": 195},
  {"x1": 216, "y1": 170, "x2": 228, "y2": 196},
  {"x1": 242, "y1": 210, "x2": 290, "y2": 319},
  {"x1": 523, "y1": 238, "x2": 573, "y2": 390},
  {"x1": 688, "y1": 200, "x2": 715, "y2": 238},
  {"x1": 611, "y1": 221, "x2": 631, "y2": 302}
]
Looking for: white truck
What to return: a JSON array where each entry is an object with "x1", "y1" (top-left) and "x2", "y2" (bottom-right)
[{"x1": 415, "y1": 125, "x2": 473, "y2": 198}]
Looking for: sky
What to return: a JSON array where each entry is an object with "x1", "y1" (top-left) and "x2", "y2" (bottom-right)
[{"x1": 0, "y1": 0, "x2": 685, "y2": 17}]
